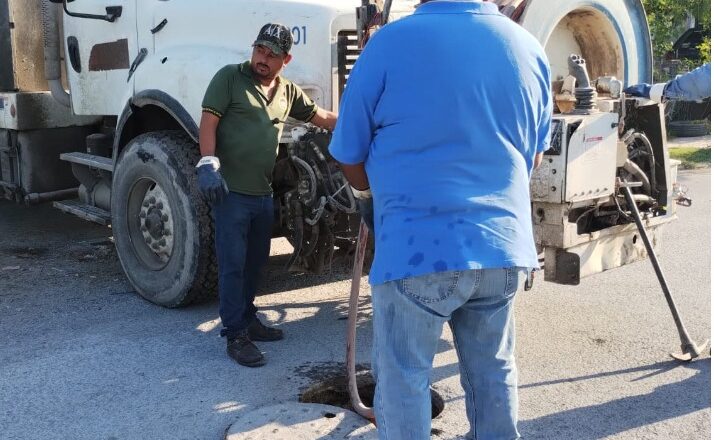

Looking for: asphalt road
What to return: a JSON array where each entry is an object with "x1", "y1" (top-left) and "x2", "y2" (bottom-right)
[{"x1": 0, "y1": 170, "x2": 710, "y2": 439}]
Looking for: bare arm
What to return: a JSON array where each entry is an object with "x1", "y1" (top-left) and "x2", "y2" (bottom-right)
[
  {"x1": 310, "y1": 107, "x2": 338, "y2": 131},
  {"x1": 199, "y1": 111, "x2": 221, "y2": 157},
  {"x1": 534, "y1": 152, "x2": 544, "y2": 169},
  {"x1": 340, "y1": 163, "x2": 370, "y2": 191}
]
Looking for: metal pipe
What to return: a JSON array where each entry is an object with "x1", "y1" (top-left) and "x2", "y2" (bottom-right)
[
  {"x1": 381, "y1": 0, "x2": 393, "y2": 25},
  {"x1": 48, "y1": 80, "x2": 71, "y2": 107},
  {"x1": 24, "y1": 187, "x2": 78, "y2": 205},
  {"x1": 41, "y1": 2, "x2": 71, "y2": 107},
  {"x1": 620, "y1": 180, "x2": 708, "y2": 361},
  {"x1": 346, "y1": 221, "x2": 375, "y2": 421},
  {"x1": 622, "y1": 159, "x2": 651, "y2": 194}
]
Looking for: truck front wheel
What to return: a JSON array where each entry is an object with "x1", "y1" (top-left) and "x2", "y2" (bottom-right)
[{"x1": 111, "y1": 130, "x2": 217, "y2": 307}]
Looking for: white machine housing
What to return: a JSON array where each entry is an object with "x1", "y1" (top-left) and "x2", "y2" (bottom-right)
[{"x1": 531, "y1": 99, "x2": 675, "y2": 284}]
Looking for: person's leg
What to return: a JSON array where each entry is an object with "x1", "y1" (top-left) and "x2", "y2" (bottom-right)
[
  {"x1": 448, "y1": 267, "x2": 526, "y2": 440},
  {"x1": 213, "y1": 193, "x2": 265, "y2": 367},
  {"x1": 213, "y1": 192, "x2": 252, "y2": 338},
  {"x1": 243, "y1": 196, "x2": 282, "y2": 341},
  {"x1": 371, "y1": 270, "x2": 468, "y2": 440},
  {"x1": 242, "y1": 195, "x2": 273, "y2": 320}
]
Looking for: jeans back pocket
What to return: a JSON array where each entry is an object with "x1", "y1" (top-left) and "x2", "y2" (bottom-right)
[{"x1": 398, "y1": 271, "x2": 461, "y2": 305}]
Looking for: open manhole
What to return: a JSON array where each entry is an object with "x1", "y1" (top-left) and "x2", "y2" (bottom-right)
[{"x1": 299, "y1": 369, "x2": 445, "y2": 419}]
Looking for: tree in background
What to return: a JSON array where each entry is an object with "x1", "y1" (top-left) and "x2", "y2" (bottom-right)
[{"x1": 642, "y1": 0, "x2": 711, "y2": 80}]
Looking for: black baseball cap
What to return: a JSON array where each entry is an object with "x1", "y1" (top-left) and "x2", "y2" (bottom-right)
[{"x1": 253, "y1": 23, "x2": 293, "y2": 56}]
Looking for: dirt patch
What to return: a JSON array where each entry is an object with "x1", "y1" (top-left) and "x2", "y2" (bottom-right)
[
  {"x1": 67, "y1": 242, "x2": 117, "y2": 262},
  {"x1": 3, "y1": 246, "x2": 49, "y2": 259}
]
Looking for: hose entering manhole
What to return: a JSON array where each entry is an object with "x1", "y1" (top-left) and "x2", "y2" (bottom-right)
[
  {"x1": 304, "y1": 222, "x2": 445, "y2": 423},
  {"x1": 299, "y1": 369, "x2": 445, "y2": 420}
]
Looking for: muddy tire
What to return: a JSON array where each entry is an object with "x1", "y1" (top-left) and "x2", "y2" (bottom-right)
[{"x1": 111, "y1": 130, "x2": 217, "y2": 307}]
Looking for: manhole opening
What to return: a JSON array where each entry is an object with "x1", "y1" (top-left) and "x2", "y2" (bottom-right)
[{"x1": 299, "y1": 370, "x2": 445, "y2": 419}]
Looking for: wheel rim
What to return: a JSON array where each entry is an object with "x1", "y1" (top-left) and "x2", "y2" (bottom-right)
[{"x1": 127, "y1": 178, "x2": 175, "y2": 270}]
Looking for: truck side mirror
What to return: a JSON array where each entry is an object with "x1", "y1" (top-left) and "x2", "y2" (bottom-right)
[{"x1": 50, "y1": 0, "x2": 123, "y2": 23}]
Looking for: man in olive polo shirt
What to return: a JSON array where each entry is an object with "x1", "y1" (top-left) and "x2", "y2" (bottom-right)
[{"x1": 197, "y1": 23, "x2": 337, "y2": 367}]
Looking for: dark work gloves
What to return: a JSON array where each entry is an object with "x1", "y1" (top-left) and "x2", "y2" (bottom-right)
[
  {"x1": 196, "y1": 156, "x2": 229, "y2": 205},
  {"x1": 624, "y1": 82, "x2": 667, "y2": 103},
  {"x1": 623, "y1": 83, "x2": 652, "y2": 98}
]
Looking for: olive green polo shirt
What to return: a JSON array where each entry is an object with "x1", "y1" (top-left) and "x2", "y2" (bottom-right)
[{"x1": 201, "y1": 61, "x2": 318, "y2": 195}]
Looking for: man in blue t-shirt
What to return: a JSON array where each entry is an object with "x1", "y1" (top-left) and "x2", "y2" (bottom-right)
[{"x1": 329, "y1": 1, "x2": 552, "y2": 438}]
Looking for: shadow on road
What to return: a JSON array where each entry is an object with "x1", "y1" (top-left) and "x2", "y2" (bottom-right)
[
  {"x1": 519, "y1": 359, "x2": 711, "y2": 439},
  {"x1": 259, "y1": 252, "x2": 354, "y2": 296}
]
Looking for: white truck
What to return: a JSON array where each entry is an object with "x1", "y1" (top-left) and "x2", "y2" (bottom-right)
[{"x1": 0, "y1": 0, "x2": 676, "y2": 307}]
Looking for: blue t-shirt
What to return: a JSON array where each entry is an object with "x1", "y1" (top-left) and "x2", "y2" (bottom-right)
[{"x1": 328, "y1": 0, "x2": 552, "y2": 285}]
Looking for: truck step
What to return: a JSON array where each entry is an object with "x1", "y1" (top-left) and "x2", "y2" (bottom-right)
[
  {"x1": 60, "y1": 152, "x2": 113, "y2": 171},
  {"x1": 53, "y1": 199, "x2": 111, "y2": 225}
]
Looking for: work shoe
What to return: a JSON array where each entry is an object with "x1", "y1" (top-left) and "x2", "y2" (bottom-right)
[
  {"x1": 247, "y1": 318, "x2": 284, "y2": 342},
  {"x1": 227, "y1": 333, "x2": 266, "y2": 367}
]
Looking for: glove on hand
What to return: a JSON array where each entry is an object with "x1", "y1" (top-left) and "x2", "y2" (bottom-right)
[
  {"x1": 623, "y1": 83, "x2": 651, "y2": 98},
  {"x1": 624, "y1": 82, "x2": 667, "y2": 102},
  {"x1": 351, "y1": 186, "x2": 374, "y2": 231},
  {"x1": 196, "y1": 156, "x2": 229, "y2": 204}
]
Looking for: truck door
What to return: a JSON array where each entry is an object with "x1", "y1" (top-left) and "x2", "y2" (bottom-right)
[{"x1": 60, "y1": 0, "x2": 137, "y2": 115}]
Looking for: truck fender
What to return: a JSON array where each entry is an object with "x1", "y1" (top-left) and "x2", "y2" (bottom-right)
[{"x1": 113, "y1": 89, "x2": 199, "y2": 166}]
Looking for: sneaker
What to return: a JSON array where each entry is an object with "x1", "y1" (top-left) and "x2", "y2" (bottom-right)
[
  {"x1": 247, "y1": 318, "x2": 284, "y2": 342},
  {"x1": 227, "y1": 333, "x2": 266, "y2": 367}
]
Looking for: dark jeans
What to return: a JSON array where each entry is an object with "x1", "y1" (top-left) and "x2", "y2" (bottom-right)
[{"x1": 213, "y1": 192, "x2": 274, "y2": 339}]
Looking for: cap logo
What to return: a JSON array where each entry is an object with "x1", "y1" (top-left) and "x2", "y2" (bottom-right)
[{"x1": 264, "y1": 24, "x2": 284, "y2": 39}]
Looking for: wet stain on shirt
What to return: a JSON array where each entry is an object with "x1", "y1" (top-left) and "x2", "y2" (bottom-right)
[
  {"x1": 408, "y1": 252, "x2": 424, "y2": 267},
  {"x1": 433, "y1": 260, "x2": 448, "y2": 271}
]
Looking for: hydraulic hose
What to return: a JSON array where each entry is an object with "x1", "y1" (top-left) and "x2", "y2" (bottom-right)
[
  {"x1": 346, "y1": 221, "x2": 375, "y2": 421},
  {"x1": 285, "y1": 200, "x2": 304, "y2": 270},
  {"x1": 623, "y1": 159, "x2": 652, "y2": 195},
  {"x1": 631, "y1": 132, "x2": 657, "y2": 194},
  {"x1": 290, "y1": 156, "x2": 318, "y2": 204}
]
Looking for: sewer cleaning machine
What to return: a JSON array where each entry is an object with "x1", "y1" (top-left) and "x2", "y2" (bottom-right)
[{"x1": 0, "y1": 0, "x2": 682, "y2": 308}]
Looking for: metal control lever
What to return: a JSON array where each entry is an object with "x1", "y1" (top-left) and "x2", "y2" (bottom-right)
[{"x1": 617, "y1": 178, "x2": 708, "y2": 361}]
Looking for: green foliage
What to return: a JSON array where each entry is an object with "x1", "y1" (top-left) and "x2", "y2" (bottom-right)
[
  {"x1": 698, "y1": 37, "x2": 711, "y2": 63},
  {"x1": 641, "y1": 0, "x2": 711, "y2": 59},
  {"x1": 669, "y1": 147, "x2": 711, "y2": 168}
]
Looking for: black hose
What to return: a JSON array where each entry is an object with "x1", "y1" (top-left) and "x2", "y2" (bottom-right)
[
  {"x1": 302, "y1": 221, "x2": 321, "y2": 256},
  {"x1": 286, "y1": 201, "x2": 304, "y2": 270},
  {"x1": 291, "y1": 156, "x2": 318, "y2": 203},
  {"x1": 630, "y1": 132, "x2": 657, "y2": 195}
]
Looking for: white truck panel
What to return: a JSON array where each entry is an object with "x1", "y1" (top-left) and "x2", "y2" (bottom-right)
[
  {"x1": 133, "y1": 0, "x2": 359, "y2": 141},
  {"x1": 62, "y1": 0, "x2": 138, "y2": 116}
]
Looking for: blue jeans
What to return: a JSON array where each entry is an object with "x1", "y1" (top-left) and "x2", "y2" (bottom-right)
[
  {"x1": 213, "y1": 192, "x2": 274, "y2": 339},
  {"x1": 371, "y1": 267, "x2": 527, "y2": 440}
]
